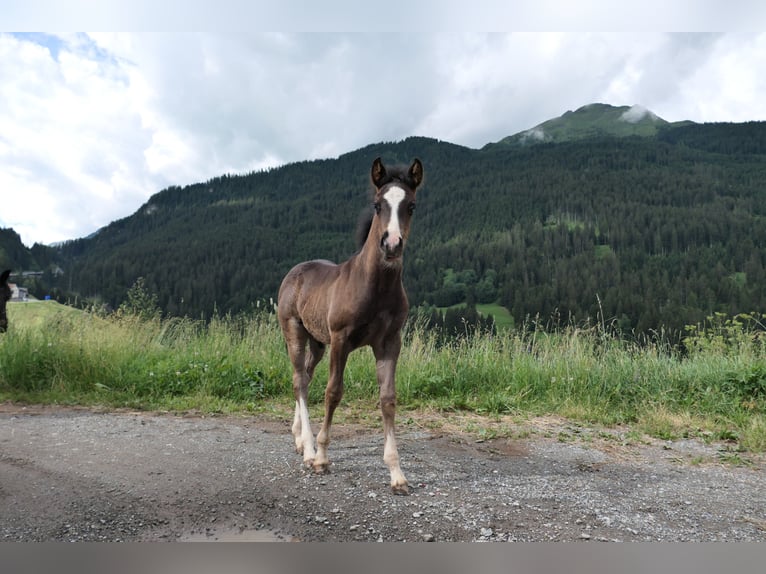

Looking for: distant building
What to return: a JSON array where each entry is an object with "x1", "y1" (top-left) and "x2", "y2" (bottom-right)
[{"x1": 9, "y1": 283, "x2": 29, "y2": 302}]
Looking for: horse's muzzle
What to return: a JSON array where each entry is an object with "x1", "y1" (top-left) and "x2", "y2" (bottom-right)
[{"x1": 381, "y1": 232, "x2": 403, "y2": 260}]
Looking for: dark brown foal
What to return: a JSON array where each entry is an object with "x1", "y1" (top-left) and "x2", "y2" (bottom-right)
[{"x1": 277, "y1": 157, "x2": 423, "y2": 494}]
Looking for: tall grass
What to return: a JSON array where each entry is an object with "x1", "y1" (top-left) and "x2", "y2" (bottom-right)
[
  {"x1": 0, "y1": 308, "x2": 289, "y2": 411},
  {"x1": 1, "y1": 304, "x2": 764, "y2": 451}
]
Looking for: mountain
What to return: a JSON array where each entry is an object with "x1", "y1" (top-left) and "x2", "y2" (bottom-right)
[
  {"x1": 0, "y1": 228, "x2": 58, "y2": 274},
  {"x1": 0, "y1": 228, "x2": 61, "y2": 295},
  {"x1": 0, "y1": 228, "x2": 34, "y2": 271},
  {"x1": 488, "y1": 103, "x2": 679, "y2": 147},
  {"x1": 8, "y1": 105, "x2": 766, "y2": 338}
]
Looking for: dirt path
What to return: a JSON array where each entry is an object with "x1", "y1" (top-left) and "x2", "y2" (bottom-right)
[{"x1": 1, "y1": 404, "x2": 764, "y2": 542}]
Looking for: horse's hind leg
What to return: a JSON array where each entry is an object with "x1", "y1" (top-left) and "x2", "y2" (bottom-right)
[
  {"x1": 292, "y1": 336, "x2": 325, "y2": 454},
  {"x1": 294, "y1": 336, "x2": 325, "y2": 451},
  {"x1": 314, "y1": 335, "x2": 350, "y2": 473},
  {"x1": 283, "y1": 318, "x2": 316, "y2": 467},
  {"x1": 305, "y1": 337, "x2": 326, "y2": 387}
]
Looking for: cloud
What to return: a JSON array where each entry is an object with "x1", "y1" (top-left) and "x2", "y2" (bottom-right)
[
  {"x1": 414, "y1": 34, "x2": 657, "y2": 146},
  {"x1": 91, "y1": 33, "x2": 444, "y2": 166},
  {"x1": 2, "y1": 31, "x2": 766, "y2": 247},
  {"x1": 0, "y1": 33, "x2": 154, "y2": 244},
  {"x1": 620, "y1": 105, "x2": 656, "y2": 124},
  {"x1": 602, "y1": 33, "x2": 766, "y2": 124},
  {"x1": 3, "y1": 31, "x2": 449, "y2": 244},
  {"x1": 674, "y1": 33, "x2": 766, "y2": 122}
]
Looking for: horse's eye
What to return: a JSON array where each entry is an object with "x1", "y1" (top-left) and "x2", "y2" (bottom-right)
[
  {"x1": 407, "y1": 202, "x2": 416, "y2": 215},
  {"x1": 373, "y1": 202, "x2": 381, "y2": 214}
]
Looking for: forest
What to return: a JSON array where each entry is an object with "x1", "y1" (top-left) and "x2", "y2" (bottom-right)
[{"x1": 5, "y1": 119, "x2": 766, "y2": 341}]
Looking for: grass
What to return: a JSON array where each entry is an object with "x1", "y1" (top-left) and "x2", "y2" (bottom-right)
[
  {"x1": 2, "y1": 302, "x2": 766, "y2": 452},
  {"x1": 436, "y1": 302, "x2": 515, "y2": 330},
  {"x1": 7, "y1": 299, "x2": 82, "y2": 326},
  {"x1": 594, "y1": 244, "x2": 614, "y2": 259},
  {"x1": 476, "y1": 304, "x2": 514, "y2": 329}
]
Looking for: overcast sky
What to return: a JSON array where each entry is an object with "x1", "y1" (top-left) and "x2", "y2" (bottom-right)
[{"x1": 2, "y1": 4, "x2": 766, "y2": 246}]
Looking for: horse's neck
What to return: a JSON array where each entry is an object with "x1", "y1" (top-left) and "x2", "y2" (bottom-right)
[{"x1": 354, "y1": 240, "x2": 403, "y2": 291}]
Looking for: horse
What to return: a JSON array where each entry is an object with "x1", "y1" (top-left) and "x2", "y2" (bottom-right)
[
  {"x1": 277, "y1": 157, "x2": 423, "y2": 495},
  {"x1": 1, "y1": 270, "x2": 12, "y2": 333}
]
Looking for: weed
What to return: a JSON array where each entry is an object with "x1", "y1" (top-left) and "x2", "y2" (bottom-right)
[
  {"x1": 2, "y1": 303, "x2": 766, "y2": 452},
  {"x1": 557, "y1": 431, "x2": 574, "y2": 443},
  {"x1": 717, "y1": 449, "x2": 755, "y2": 468}
]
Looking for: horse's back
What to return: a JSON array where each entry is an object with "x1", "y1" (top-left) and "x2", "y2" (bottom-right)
[{"x1": 279, "y1": 259, "x2": 338, "y2": 300}]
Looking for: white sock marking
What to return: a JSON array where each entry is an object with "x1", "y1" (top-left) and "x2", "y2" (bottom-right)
[
  {"x1": 384, "y1": 427, "x2": 407, "y2": 487},
  {"x1": 298, "y1": 396, "x2": 314, "y2": 460}
]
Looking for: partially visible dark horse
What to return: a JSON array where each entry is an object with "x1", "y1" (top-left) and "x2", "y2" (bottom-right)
[
  {"x1": 277, "y1": 157, "x2": 423, "y2": 494},
  {"x1": 1, "y1": 270, "x2": 12, "y2": 333}
]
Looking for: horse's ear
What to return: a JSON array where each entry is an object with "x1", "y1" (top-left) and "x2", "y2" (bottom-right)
[
  {"x1": 408, "y1": 158, "x2": 423, "y2": 190},
  {"x1": 1, "y1": 270, "x2": 10, "y2": 283},
  {"x1": 371, "y1": 157, "x2": 387, "y2": 188}
]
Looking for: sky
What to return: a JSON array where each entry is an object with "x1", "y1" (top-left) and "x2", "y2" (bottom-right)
[{"x1": 2, "y1": 2, "x2": 766, "y2": 247}]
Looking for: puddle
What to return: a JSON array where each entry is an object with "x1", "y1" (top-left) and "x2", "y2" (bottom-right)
[{"x1": 179, "y1": 528, "x2": 295, "y2": 542}]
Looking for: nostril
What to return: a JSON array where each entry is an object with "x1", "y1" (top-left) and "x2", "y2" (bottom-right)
[{"x1": 380, "y1": 231, "x2": 403, "y2": 253}]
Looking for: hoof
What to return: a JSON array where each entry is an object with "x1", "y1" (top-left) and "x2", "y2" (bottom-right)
[
  {"x1": 313, "y1": 461, "x2": 330, "y2": 474},
  {"x1": 303, "y1": 458, "x2": 315, "y2": 469},
  {"x1": 391, "y1": 482, "x2": 410, "y2": 496}
]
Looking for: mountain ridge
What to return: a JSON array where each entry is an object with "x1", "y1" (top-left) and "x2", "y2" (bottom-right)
[
  {"x1": 487, "y1": 103, "x2": 685, "y2": 148},
  {"x1": 5, "y1": 105, "x2": 766, "y2": 337}
]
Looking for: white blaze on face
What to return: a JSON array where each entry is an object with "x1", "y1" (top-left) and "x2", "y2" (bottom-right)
[{"x1": 383, "y1": 186, "x2": 406, "y2": 249}]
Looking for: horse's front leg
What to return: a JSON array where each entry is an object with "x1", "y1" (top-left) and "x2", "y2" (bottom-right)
[
  {"x1": 314, "y1": 336, "x2": 350, "y2": 473},
  {"x1": 374, "y1": 334, "x2": 409, "y2": 495}
]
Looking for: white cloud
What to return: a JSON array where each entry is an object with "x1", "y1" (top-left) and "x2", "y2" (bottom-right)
[
  {"x1": 2, "y1": 31, "x2": 766, "y2": 247},
  {"x1": 521, "y1": 127, "x2": 546, "y2": 142},
  {"x1": 416, "y1": 34, "x2": 661, "y2": 146},
  {"x1": 621, "y1": 105, "x2": 654, "y2": 124},
  {"x1": 674, "y1": 33, "x2": 766, "y2": 123},
  {"x1": 0, "y1": 33, "x2": 152, "y2": 244}
]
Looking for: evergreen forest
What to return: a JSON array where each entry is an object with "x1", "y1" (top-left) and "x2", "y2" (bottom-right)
[{"x1": 6, "y1": 115, "x2": 766, "y2": 342}]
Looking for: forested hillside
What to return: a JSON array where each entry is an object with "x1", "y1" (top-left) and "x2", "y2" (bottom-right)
[
  {"x1": 0, "y1": 229, "x2": 61, "y2": 295},
  {"x1": 0, "y1": 228, "x2": 40, "y2": 272},
  {"x1": 15, "y1": 113, "x2": 766, "y2": 339}
]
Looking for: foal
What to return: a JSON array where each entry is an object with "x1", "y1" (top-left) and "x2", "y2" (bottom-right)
[
  {"x1": 277, "y1": 157, "x2": 423, "y2": 494},
  {"x1": 1, "y1": 270, "x2": 11, "y2": 333}
]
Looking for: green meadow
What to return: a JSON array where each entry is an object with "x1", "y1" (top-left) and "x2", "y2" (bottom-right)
[
  {"x1": 1, "y1": 301, "x2": 765, "y2": 452},
  {"x1": 459, "y1": 303, "x2": 515, "y2": 329}
]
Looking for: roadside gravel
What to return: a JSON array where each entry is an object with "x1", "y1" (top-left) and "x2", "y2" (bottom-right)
[{"x1": 1, "y1": 405, "x2": 764, "y2": 542}]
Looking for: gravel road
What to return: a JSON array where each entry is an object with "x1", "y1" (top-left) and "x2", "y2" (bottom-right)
[{"x1": 1, "y1": 404, "x2": 764, "y2": 542}]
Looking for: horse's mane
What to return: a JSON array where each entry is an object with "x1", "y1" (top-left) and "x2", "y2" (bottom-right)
[
  {"x1": 355, "y1": 206, "x2": 375, "y2": 249},
  {"x1": 355, "y1": 164, "x2": 416, "y2": 250}
]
